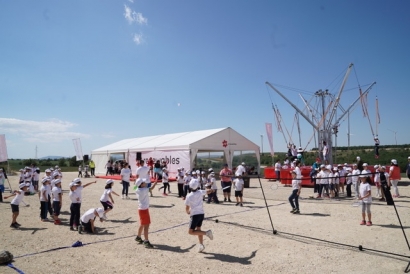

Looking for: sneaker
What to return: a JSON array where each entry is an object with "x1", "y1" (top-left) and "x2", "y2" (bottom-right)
[
  {"x1": 360, "y1": 220, "x2": 366, "y2": 225},
  {"x1": 379, "y1": 198, "x2": 385, "y2": 201},
  {"x1": 126, "y1": 196, "x2": 130, "y2": 199},
  {"x1": 290, "y1": 208, "x2": 296, "y2": 213},
  {"x1": 15, "y1": 222, "x2": 21, "y2": 227},
  {"x1": 240, "y1": 203, "x2": 243, "y2": 207},
  {"x1": 144, "y1": 241, "x2": 154, "y2": 248},
  {"x1": 135, "y1": 236, "x2": 143, "y2": 244},
  {"x1": 224, "y1": 198, "x2": 227, "y2": 202},
  {"x1": 366, "y1": 221, "x2": 372, "y2": 226},
  {"x1": 70, "y1": 227, "x2": 75, "y2": 231},
  {"x1": 10, "y1": 223, "x2": 18, "y2": 228},
  {"x1": 236, "y1": 203, "x2": 239, "y2": 206},
  {"x1": 162, "y1": 193, "x2": 168, "y2": 196},
  {"x1": 293, "y1": 209, "x2": 300, "y2": 214},
  {"x1": 197, "y1": 244, "x2": 205, "y2": 253},
  {"x1": 168, "y1": 191, "x2": 171, "y2": 194},
  {"x1": 228, "y1": 199, "x2": 232, "y2": 202},
  {"x1": 206, "y1": 230, "x2": 213, "y2": 240}
]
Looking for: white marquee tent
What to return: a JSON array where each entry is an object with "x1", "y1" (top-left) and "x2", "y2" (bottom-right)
[{"x1": 91, "y1": 127, "x2": 260, "y2": 176}]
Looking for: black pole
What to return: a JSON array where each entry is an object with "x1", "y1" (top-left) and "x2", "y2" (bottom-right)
[
  {"x1": 392, "y1": 203, "x2": 410, "y2": 273},
  {"x1": 257, "y1": 175, "x2": 276, "y2": 234}
]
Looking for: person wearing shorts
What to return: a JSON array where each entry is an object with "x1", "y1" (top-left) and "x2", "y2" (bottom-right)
[
  {"x1": 185, "y1": 179, "x2": 213, "y2": 253},
  {"x1": 100, "y1": 179, "x2": 119, "y2": 215},
  {"x1": 134, "y1": 178, "x2": 158, "y2": 248},
  {"x1": 359, "y1": 175, "x2": 372, "y2": 226},
  {"x1": 4, "y1": 183, "x2": 29, "y2": 229},
  {"x1": 233, "y1": 175, "x2": 244, "y2": 206},
  {"x1": 219, "y1": 164, "x2": 233, "y2": 202}
]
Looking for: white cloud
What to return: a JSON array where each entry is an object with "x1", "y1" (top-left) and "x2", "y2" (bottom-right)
[
  {"x1": 128, "y1": 0, "x2": 134, "y2": 3},
  {"x1": 124, "y1": 4, "x2": 147, "y2": 25},
  {"x1": 0, "y1": 118, "x2": 90, "y2": 143},
  {"x1": 135, "y1": 12, "x2": 147, "y2": 25},
  {"x1": 133, "y1": 33, "x2": 144, "y2": 45}
]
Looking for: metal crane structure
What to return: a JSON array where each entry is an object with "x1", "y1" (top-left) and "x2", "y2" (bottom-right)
[{"x1": 266, "y1": 63, "x2": 376, "y2": 165}]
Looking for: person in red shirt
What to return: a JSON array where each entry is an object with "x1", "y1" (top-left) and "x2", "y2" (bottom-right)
[
  {"x1": 147, "y1": 157, "x2": 154, "y2": 178},
  {"x1": 219, "y1": 164, "x2": 233, "y2": 202}
]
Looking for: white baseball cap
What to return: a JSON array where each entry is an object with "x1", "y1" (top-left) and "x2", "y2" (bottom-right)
[
  {"x1": 391, "y1": 159, "x2": 397, "y2": 165},
  {"x1": 106, "y1": 179, "x2": 114, "y2": 185},
  {"x1": 19, "y1": 183, "x2": 30, "y2": 189},
  {"x1": 189, "y1": 180, "x2": 199, "y2": 189},
  {"x1": 135, "y1": 178, "x2": 146, "y2": 187}
]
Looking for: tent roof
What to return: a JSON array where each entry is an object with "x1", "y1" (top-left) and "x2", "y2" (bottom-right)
[{"x1": 92, "y1": 127, "x2": 259, "y2": 154}]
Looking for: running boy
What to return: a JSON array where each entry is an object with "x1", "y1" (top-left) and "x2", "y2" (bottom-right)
[
  {"x1": 4, "y1": 183, "x2": 30, "y2": 228},
  {"x1": 185, "y1": 179, "x2": 213, "y2": 253},
  {"x1": 359, "y1": 174, "x2": 372, "y2": 226},
  {"x1": 134, "y1": 178, "x2": 158, "y2": 248},
  {"x1": 289, "y1": 170, "x2": 302, "y2": 214}
]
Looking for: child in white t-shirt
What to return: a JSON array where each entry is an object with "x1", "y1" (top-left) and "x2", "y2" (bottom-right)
[
  {"x1": 351, "y1": 164, "x2": 361, "y2": 199},
  {"x1": 158, "y1": 168, "x2": 170, "y2": 196},
  {"x1": 39, "y1": 177, "x2": 51, "y2": 222},
  {"x1": 345, "y1": 168, "x2": 353, "y2": 197},
  {"x1": 52, "y1": 179, "x2": 63, "y2": 225},
  {"x1": 206, "y1": 172, "x2": 219, "y2": 204},
  {"x1": 373, "y1": 165, "x2": 381, "y2": 198},
  {"x1": 289, "y1": 171, "x2": 301, "y2": 214},
  {"x1": 100, "y1": 179, "x2": 120, "y2": 214},
  {"x1": 177, "y1": 168, "x2": 184, "y2": 198},
  {"x1": 233, "y1": 175, "x2": 245, "y2": 206},
  {"x1": 79, "y1": 207, "x2": 107, "y2": 234},
  {"x1": 5, "y1": 183, "x2": 30, "y2": 228},
  {"x1": 135, "y1": 178, "x2": 158, "y2": 248},
  {"x1": 185, "y1": 179, "x2": 213, "y2": 253},
  {"x1": 359, "y1": 175, "x2": 372, "y2": 226}
]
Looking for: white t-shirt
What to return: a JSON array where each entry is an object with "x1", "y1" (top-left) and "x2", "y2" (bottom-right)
[
  {"x1": 210, "y1": 177, "x2": 217, "y2": 190},
  {"x1": 359, "y1": 183, "x2": 372, "y2": 203},
  {"x1": 333, "y1": 171, "x2": 339, "y2": 184},
  {"x1": 52, "y1": 186, "x2": 62, "y2": 202},
  {"x1": 185, "y1": 190, "x2": 207, "y2": 216},
  {"x1": 11, "y1": 190, "x2": 24, "y2": 205},
  {"x1": 318, "y1": 170, "x2": 329, "y2": 184},
  {"x1": 136, "y1": 187, "x2": 150, "y2": 210},
  {"x1": 235, "y1": 165, "x2": 246, "y2": 176},
  {"x1": 183, "y1": 175, "x2": 191, "y2": 185},
  {"x1": 322, "y1": 145, "x2": 328, "y2": 156},
  {"x1": 136, "y1": 166, "x2": 150, "y2": 181},
  {"x1": 100, "y1": 188, "x2": 112, "y2": 202},
  {"x1": 81, "y1": 208, "x2": 96, "y2": 223},
  {"x1": 74, "y1": 186, "x2": 84, "y2": 203},
  {"x1": 121, "y1": 168, "x2": 131, "y2": 182},
  {"x1": 233, "y1": 178, "x2": 244, "y2": 191},
  {"x1": 69, "y1": 190, "x2": 81, "y2": 203},
  {"x1": 177, "y1": 173, "x2": 184, "y2": 184},
  {"x1": 361, "y1": 169, "x2": 371, "y2": 177},
  {"x1": 274, "y1": 162, "x2": 281, "y2": 171},
  {"x1": 39, "y1": 185, "x2": 48, "y2": 202},
  {"x1": 346, "y1": 173, "x2": 352, "y2": 184},
  {"x1": 292, "y1": 178, "x2": 300, "y2": 190},
  {"x1": 294, "y1": 166, "x2": 302, "y2": 180},
  {"x1": 373, "y1": 170, "x2": 380, "y2": 183},
  {"x1": 162, "y1": 172, "x2": 169, "y2": 183},
  {"x1": 33, "y1": 172, "x2": 39, "y2": 181},
  {"x1": 352, "y1": 169, "x2": 360, "y2": 183}
]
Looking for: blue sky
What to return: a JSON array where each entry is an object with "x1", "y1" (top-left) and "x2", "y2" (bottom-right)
[{"x1": 1, "y1": 0, "x2": 409, "y2": 159}]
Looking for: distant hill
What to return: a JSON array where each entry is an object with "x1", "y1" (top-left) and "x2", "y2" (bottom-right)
[{"x1": 40, "y1": 156, "x2": 65, "y2": 160}]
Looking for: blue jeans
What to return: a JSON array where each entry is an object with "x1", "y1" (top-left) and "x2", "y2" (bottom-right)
[
  {"x1": 289, "y1": 189, "x2": 299, "y2": 210},
  {"x1": 122, "y1": 181, "x2": 130, "y2": 196}
]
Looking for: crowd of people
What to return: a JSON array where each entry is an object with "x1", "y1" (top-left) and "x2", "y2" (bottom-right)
[{"x1": 276, "y1": 155, "x2": 406, "y2": 227}]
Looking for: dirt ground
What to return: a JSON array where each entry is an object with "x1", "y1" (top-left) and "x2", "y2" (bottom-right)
[{"x1": 1, "y1": 172, "x2": 409, "y2": 274}]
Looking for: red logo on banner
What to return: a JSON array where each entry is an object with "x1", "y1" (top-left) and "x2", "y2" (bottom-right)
[{"x1": 222, "y1": 140, "x2": 228, "y2": 147}]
